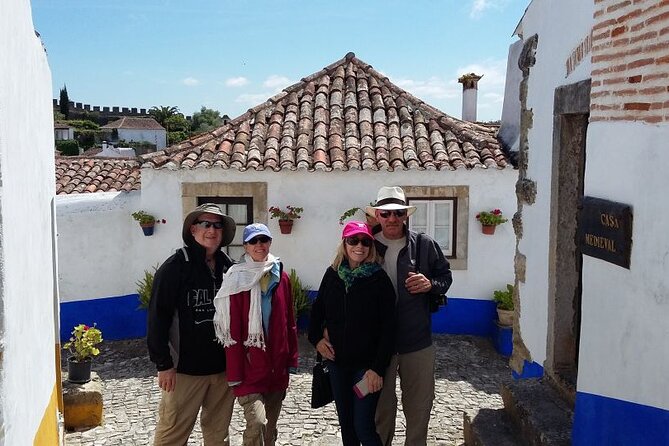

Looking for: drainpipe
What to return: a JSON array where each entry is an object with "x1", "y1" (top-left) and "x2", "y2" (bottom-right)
[{"x1": 458, "y1": 73, "x2": 483, "y2": 122}]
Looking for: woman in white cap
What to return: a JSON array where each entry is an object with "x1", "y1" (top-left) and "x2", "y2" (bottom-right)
[
  {"x1": 213, "y1": 223, "x2": 298, "y2": 446},
  {"x1": 308, "y1": 221, "x2": 396, "y2": 446}
]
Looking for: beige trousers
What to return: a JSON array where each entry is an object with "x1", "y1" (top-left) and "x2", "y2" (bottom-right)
[
  {"x1": 154, "y1": 372, "x2": 235, "y2": 446},
  {"x1": 375, "y1": 345, "x2": 436, "y2": 446},
  {"x1": 237, "y1": 391, "x2": 286, "y2": 446}
]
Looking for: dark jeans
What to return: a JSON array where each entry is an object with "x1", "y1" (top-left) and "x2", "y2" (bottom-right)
[{"x1": 327, "y1": 361, "x2": 382, "y2": 446}]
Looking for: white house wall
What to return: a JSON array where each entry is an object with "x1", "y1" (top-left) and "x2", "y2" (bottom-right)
[
  {"x1": 578, "y1": 122, "x2": 669, "y2": 411},
  {"x1": 118, "y1": 128, "x2": 167, "y2": 150},
  {"x1": 0, "y1": 0, "x2": 59, "y2": 442},
  {"x1": 516, "y1": 0, "x2": 594, "y2": 367}
]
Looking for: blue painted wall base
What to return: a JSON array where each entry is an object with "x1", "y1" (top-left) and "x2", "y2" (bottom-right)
[
  {"x1": 60, "y1": 294, "x2": 147, "y2": 341},
  {"x1": 512, "y1": 359, "x2": 544, "y2": 380},
  {"x1": 431, "y1": 297, "x2": 497, "y2": 336},
  {"x1": 573, "y1": 392, "x2": 669, "y2": 445}
]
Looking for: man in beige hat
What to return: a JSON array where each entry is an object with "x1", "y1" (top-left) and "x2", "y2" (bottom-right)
[
  {"x1": 148, "y1": 203, "x2": 237, "y2": 445},
  {"x1": 368, "y1": 186, "x2": 453, "y2": 445}
]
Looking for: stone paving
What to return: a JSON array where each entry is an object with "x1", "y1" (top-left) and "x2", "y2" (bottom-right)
[{"x1": 63, "y1": 334, "x2": 513, "y2": 446}]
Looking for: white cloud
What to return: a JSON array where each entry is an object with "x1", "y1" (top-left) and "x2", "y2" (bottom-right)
[
  {"x1": 182, "y1": 77, "x2": 199, "y2": 86},
  {"x1": 456, "y1": 59, "x2": 507, "y2": 87},
  {"x1": 234, "y1": 93, "x2": 271, "y2": 105},
  {"x1": 263, "y1": 75, "x2": 292, "y2": 91},
  {"x1": 469, "y1": 0, "x2": 509, "y2": 19},
  {"x1": 393, "y1": 76, "x2": 460, "y2": 100},
  {"x1": 225, "y1": 76, "x2": 249, "y2": 87}
]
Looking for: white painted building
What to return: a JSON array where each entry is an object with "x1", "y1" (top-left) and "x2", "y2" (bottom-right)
[
  {"x1": 54, "y1": 122, "x2": 74, "y2": 140},
  {"x1": 505, "y1": 0, "x2": 669, "y2": 443},
  {"x1": 100, "y1": 117, "x2": 167, "y2": 151},
  {"x1": 0, "y1": 0, "x2": 60, "y2": 443},
  {"x1": 55, "y1": 53, "x2": 518, "y2": 344}
]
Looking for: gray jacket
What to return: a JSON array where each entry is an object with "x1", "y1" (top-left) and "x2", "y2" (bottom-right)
[{"x1": 374, "y1": 226, "x2": 452, "y2": 354}]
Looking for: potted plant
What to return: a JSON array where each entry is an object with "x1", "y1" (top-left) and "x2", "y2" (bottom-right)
[
  {"x1": 131, "y1": 210, "x2": 157, "y2": 236},
  {"x1": 493, "y1": 284, "x2": 514, "y2": 326},
  {"x1": 63, "y1": 323, "x2": 103, "y2": 384},
  {"x1": 268, "y1": 205, "x2": 303, "y2": 234},
  {"x1": 476, "y1": 208, "x2": 508, "y2": 235},
  {"x1": 289, "y1": 268, "x2": 311, "y2": 331},
  {"x1": 136, "y1": 264, "x2": 159, "y2": 310}
]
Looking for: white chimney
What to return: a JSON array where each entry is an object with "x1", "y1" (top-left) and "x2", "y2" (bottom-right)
[{"x1": 458, "y1": 73, "x2": 483, "y2": 121}]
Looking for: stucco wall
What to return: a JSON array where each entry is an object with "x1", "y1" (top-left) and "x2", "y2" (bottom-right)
[
  {"x1": 140, "y1": 167, "x2": 518, "y2": 300},
  {"x1": 516, "y1": 0, "x2": 594, "y2": 366},
  {"x1": 578, "y1": 122, "x2": 669, "y2": 410},
  {"x1": 0, "y1": 0, "x2": 59, "y2": 442},
  {"x1": 118, "y1": 128, "x2": 167, "y2": 150}
]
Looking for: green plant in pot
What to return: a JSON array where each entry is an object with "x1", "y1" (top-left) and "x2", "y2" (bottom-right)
[
  {"x1": 136, "y1": 264, "x2": 159, "y2": 310},
  {"x1": 493, "y1": 284, "x2": 514, "y2": 326},
  {"x1": 63, "y1": 323, "x2": 103, "y2": 384},
  {"x1": 132, "y1": 210, "x2": 157, "y2": 236},
  {"x1": 476, "y1": 209, "x2": 508, "y2": 235},
  {"x1": 268, "y1": 205, "x2": 303, "y2": 234},
  {"x1": 289, "y1": 268, "x2": 311, "y2": 330}
]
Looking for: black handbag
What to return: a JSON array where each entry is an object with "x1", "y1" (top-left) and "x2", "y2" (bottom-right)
[{"x1": 310, "y1": 354, "x2": 334, "y2": 409}]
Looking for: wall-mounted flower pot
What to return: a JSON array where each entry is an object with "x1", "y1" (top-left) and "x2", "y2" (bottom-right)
[
  {"x1": 67, "y1": 357, "x2": 92, "y2": 384},
  {"x1": 481, "y1": 224, "x2": 496, "y2": 235},
  {"x1": 140, "y1": 224, "x2": 155, "y2": 236},
  {"x1": 278, "y1": 219, "x2": 293, "y2": 234}
]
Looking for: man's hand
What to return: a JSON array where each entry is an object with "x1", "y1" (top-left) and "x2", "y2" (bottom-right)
[
  {"x1": 364, "y1": 369, "x2": 383, "y2": 393},
  {"x1": 405, "y1": 272, "x2": 433, "y2": 294},
  {"x1": 158, "y1": 368, "x2": 177, "y2": 392},
  {"x1": 316, "y1": 338, "x2": 335, "y2": 361}
]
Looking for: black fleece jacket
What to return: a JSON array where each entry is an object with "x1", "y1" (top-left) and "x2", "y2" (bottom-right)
[
  {"x1": 308, "y1": 266, "x2": 396, "y2": 376},
  {"x1": 147, "y1": 244, "x2": 234, "y2": 375}
]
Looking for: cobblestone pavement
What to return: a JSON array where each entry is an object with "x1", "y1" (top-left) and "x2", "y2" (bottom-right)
[{"x1": 63, "y1": 334, "x2": 512, "y2": 446}]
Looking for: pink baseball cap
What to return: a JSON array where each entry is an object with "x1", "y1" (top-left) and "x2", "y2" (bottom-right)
[{"x1": 342, "y1": 221, "x2": 373, "y2": 239}]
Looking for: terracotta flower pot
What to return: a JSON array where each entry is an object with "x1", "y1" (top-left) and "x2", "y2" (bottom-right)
[
  {"x1": 278, "y1": 219, "x2": 294, "y2": 234},
  {"x1": 481, "y1": 224, "x2": 496, "y2": 235},
  {"x1": 497, "y1": 308, "x2": 514, "y2": 326}
]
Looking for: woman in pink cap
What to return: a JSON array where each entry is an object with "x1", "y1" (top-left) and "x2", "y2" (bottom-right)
[{"x1": 308, "y1": 221, "x2": 396, "y2": 446}]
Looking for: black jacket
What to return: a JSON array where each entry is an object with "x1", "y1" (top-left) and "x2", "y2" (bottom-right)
[
  {"x1": 308, "y1": 266, "x2": 396, "y2": 376},
  {"x1": 147, "y1": 244, "x2": 234, "y2": 375},
  {"x1": 374, "y1": 226, "x2": 452, "y2": 354}
]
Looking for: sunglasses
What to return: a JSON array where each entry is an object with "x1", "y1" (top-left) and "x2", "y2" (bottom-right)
[
  {"x1": 378, "y1": 209, "x2": 407, "y2": 219},
  {"x1": 345, "y1": 237, "x2": 373, "y2": 247},
  {"x1": 246, "y1": 235, "x2": 271, "y2": 245},
  {"x1": 194, "y1": 220, "x2": 224, "y2": 229}
]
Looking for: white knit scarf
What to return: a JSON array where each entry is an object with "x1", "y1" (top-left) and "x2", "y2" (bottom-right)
[{"x1": 213, "y1": 253, "x2": 279, "y2": 350}]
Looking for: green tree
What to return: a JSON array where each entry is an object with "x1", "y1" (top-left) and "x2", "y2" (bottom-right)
[
  {"x1": 190, "y1": 106, "x2": 223, "y2": 135},
  {"x1": 59, "y1": 85, "x2": 70, "y2": 118},
  {"x1": 148, "y1": 105, "x2": 180, "y2": 128}
]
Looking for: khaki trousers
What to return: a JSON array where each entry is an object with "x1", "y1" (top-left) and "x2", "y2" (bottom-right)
[
  {"x1": 154, "y1": 372, "x2": 235, "y2": 446},
  {"x1": 375, "y1": 345, "x2": 435, "y2": 446},
  {"x1": 237, "y1": 391, "x2": 286, "y2": 446}
]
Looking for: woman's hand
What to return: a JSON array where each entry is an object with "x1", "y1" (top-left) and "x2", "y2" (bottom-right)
[
  {"x1": 364, "y1": 369, "x2": 383, "y2": 393},
  {"x1": 316, "y1": 337, "x2": 335, "y2": 361}
]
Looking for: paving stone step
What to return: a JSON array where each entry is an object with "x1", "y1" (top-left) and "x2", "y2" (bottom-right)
[
  {"x1": 501, "y1": 379, "x2": 573, "y2": 446},
  {"x1": 463, "y1": 408, "x2": 523, "y2": 446}
]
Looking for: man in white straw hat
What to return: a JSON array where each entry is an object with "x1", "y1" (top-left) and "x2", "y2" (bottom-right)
[
  {"x1": 368, "y1": 186, "x2": 453, "y2": 446},
  {"x1": 148, "y1": 203, "x2": 237, "y2": 445}
]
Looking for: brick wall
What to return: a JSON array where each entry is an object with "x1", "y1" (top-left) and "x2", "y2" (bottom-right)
[{"x1": 591, "y1": 0, "x2": 669, "y2": 123}]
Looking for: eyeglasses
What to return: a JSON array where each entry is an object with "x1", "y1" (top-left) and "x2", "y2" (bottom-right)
[
  {"x1": 378, "y1": 209, "x2": 407, "y2": 219},
  {"x1": 345, "y1": 237, "x2": 373, "y2": 247},
  {"x1": 246, "y1": 236, "x2": 271, "y2": 245},
  {"x1": 194, "y1": 220, "x2": 224, "y2": 229}
]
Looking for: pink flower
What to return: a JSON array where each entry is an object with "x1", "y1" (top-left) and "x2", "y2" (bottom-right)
[
  {"x1": 83, "y1": 325, "x2": 90, "y2": 330},
  {"x1": 493, "y1": 209, "x2": 501, "y2": 215}
]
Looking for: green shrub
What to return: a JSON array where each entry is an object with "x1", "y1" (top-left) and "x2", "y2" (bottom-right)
[
  {"x1": 75, "y1": 129, "x2": 97, "y2": 149},
  {"x1": 289, "y1": 268, "x2": 311, "y2": 318},
  {"x1": 56, "y1": 139, "x2": 80, "y2": 156},
  {"x1": 67, "y1": 119, "x2": 100, "y2": 130},
  {"x1": 136, "y1": 265, "x2": 159, "y2": 310},
  {"x1": 493, "y1": 284, "x2": 514, "y2": 310}
]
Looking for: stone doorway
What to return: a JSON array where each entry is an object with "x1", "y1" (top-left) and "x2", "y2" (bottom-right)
[{"x1": 546, "y1": 79, "x2": 590, "y2": 404}]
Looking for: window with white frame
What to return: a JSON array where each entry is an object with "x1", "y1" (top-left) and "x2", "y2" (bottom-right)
[{"x1": 408, "y1": 199, "x2": 456, "y2": 257}]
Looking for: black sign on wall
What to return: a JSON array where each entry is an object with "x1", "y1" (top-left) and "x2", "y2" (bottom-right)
[{"x1": 577, "y1": 197, "x2": 633, "y2": 269}]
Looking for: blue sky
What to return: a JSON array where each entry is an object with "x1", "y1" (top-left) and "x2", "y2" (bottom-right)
[{"x1": 31, "y1": 0, "x2": 527, "y2": 122}]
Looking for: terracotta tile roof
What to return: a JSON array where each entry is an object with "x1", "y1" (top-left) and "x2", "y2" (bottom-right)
[
  {"x1": 54, "y1": 122, "x2": 73, "y2": 129},
  {"x1": 55, "y1": 156, "x2": 141, "y2": 194},
  {"x1": 101, "y1": 117, "x2": 165, "y2": 130},
  {"x1": 141, "y1": 53, "x2": 508, "y2": 172}
]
